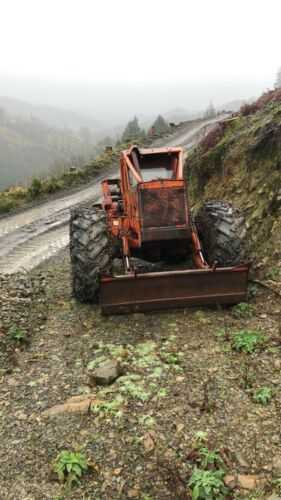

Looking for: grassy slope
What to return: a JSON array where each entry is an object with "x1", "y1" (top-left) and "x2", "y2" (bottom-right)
[{"x1": 186, "y1": 101, "x2": 281, "y2": 273}]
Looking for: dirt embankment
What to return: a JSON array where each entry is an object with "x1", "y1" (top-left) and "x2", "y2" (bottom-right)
[{"x1": 186, "y1": 95, "x2": 281, "y2": 278}]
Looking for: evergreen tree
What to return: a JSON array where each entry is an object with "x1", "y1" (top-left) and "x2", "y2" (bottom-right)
[
  {"x1": 151, "y1": 115, "x2": 170, "y2": 135},
  {"x1": 122, "y1": 116, "x2": 142, "y2": 142},
  {"x1": 204, "y1": 101, "x2": 216, "y2": 119},
  {"x1": 274, "y1": 67, "x2": 281, "y2": 89}
]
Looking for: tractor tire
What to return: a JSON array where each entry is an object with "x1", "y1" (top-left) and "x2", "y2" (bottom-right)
[
  {"x1": 70, "y1": 205, "x2": 112, "y2": 303},
  {"x1": 195, "y1": 200, "x2": 246, "y2": 266}
]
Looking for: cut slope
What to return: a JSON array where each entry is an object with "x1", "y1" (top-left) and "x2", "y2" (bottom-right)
[{"x1": 186, "y1": 94, "x2": 281, "y2": 273}]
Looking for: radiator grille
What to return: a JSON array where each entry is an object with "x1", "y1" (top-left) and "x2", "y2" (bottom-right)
[{"x1": 140, "y1": 187, "x2": 187, "y2": 227}]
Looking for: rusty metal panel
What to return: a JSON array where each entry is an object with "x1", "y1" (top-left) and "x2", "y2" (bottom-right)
[
  {"x1": 139, "y1": 186, "x2": 187, "y2": 227},
  {"x1": 100, "y1": 265, "x2": 249, "y2": 314}
]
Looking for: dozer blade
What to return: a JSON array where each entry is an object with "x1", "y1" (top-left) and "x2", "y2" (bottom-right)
[{"x1": 100, "y1": 265, "x2": 249, "y2": 314}]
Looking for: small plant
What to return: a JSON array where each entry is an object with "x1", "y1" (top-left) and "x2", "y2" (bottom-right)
[
  {"x1": 53, "y1": 451, "x2": 88, "y2": 486},
  {"x1": 232, "y1": 302, "x2": 253, "y2": 318},
  {"x1": 91, "y1": 396, "x2": 123, "y2": 416},
  {"x1": 266, "y1": 266, "x2": 280, "y2": 281},
  {"x1": 232, "y1": 330, "x2": 265, "y2": 353},
  {"x1": 194, "y1": 431, "x2": 208, "y2": 445},
  {"x1": 253, "y1": 387, "x2": 273, "y2": 405},
  {"x1": 188, "y1": 468, "x2": 228, "y2": 500},
  {"x1": 8, "y1": 325, "x2": 27, "y2": 343},
  {"x1": 198, "y1": 448, "x2": 223, "y2": 469}
]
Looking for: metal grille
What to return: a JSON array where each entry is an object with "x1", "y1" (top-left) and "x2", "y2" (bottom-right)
[{"x1": 140, "y1": 188, "x2": 187, "y2": 227}]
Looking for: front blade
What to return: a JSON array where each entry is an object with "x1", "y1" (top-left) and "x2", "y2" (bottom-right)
[{"x1": 100, "y1": 265, "x2": 249, "y2": 314}]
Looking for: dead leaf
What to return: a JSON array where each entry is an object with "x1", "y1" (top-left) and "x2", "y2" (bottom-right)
[{"x1": 143, "y1": 432, "x2": 155, "y2": 453}]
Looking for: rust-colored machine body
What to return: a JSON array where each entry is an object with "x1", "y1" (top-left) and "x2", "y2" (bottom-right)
[{"x1": 100, "y1": 146, "x2": 249, "y2": 313}]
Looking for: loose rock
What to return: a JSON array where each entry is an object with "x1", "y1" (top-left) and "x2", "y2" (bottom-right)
[{"x1": 89, "y1": 359, "x2": 122, "y2": 386}]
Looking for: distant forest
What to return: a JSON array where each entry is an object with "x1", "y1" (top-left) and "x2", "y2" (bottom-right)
[{"x1": 0, "y1": 107, "x2": 98, "y2": 190}]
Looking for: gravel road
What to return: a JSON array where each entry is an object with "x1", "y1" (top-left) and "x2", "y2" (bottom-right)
[{"x1": 0, "y1": 117, "x2": 225, "y2": 274}]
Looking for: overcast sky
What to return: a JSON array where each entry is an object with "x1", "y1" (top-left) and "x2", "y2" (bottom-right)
[{"x1": 0, "y1": 0, "x2": 280, "y2": 120}]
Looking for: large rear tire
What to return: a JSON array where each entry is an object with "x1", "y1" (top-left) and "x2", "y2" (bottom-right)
[
  {"x1": 195, "y1": 201, "x2": 246, "y2": 266},
  {"x1": 70, "y1": 206, "x2": 111, "y2": 303}
]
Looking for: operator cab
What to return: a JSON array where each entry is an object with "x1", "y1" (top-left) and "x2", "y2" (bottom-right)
[{"x1": 128, "y1": 146, "x2": 181, "y2": 183}]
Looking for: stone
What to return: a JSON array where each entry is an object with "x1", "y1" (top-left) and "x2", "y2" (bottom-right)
[
  {"x1": 43, "y1": 393, "x2": 102, "y2": 417},
  {"x1": 127, "y1": 489, "x2": 139, "y2": 498},
  {"x1": 267, "y1": 494, "x2": 281, "y2": 500},
  {"x1": 273, "y1": 456, "x2": 281, "y2": 477},
  {"x1": 237, "y1": 474, "x2": 266, "y2": 490},
  {"x1": 90, "y1": 359, "x2": 122, "y2": 386},
  {"x1": 224, "y1": 475, "x2": 237, "y2": 489}
]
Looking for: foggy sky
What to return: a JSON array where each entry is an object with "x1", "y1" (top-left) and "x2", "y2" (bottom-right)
[{"x1": 0, "y1": 0, "x2": 280, "y2": 123}]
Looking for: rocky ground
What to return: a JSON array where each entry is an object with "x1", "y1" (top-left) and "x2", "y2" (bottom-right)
[{"x1": 0, "y1": 250, "x2": 281, "y2": 499}]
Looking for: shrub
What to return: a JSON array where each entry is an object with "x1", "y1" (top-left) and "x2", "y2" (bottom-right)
[
  {"x1": 28, "y1": 177, "x2": 43, "y2": 198},
  {"x1": 199, "y1": 123, "x2": 225, "y2": 153},
  {"x1": 0, "y1": 197, "x2": 17, "y2": 214},
  {"x1": 240, "y1": 102, "x2": 259, "y2": 116}
]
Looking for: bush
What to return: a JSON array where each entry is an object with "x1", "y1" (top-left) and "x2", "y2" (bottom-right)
[
  {"x1": 199, "y1": 123, "x2": 225, "y2": 153},
  {"x1": 28, "y1": 177, "x2": 43, "y2": 198},
  {"x1": 0, "y1": 196, "x2": 17, "y2": 214},
  {"x1": 240, "y1": 102, "x2": 259, "y2": 116}
]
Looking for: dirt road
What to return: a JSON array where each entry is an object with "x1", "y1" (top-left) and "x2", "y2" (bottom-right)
[{"x1": 0, "y1": 117, "x2": 224, "y2": 274}]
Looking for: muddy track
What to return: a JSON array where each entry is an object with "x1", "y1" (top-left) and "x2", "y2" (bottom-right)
[{"x1": 0, "y1": 117, "x2": 226, "y2": 274}]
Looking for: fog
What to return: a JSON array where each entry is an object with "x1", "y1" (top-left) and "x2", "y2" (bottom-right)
[
  {"x1": 0, "y1": 0, "x2": 280, "y2": 188},
  {"x1": 0, "y1": 76, "x2": 272, "y2": 126}
]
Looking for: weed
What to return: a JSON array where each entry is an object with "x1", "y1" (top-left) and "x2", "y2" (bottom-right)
[
  {"x1": 161, "y1": 352, "x2": 181, "y2": 365},
  {"x1": 139, "y1": 415, "x2": 156, "y2": 427},
  {"x1": 215, "y1": 328, "x2": 226, "y2": 339},
  {"x1": 266, "y1": 266, "x2": 280, "y2": 281},
  {"x1": 157, "y1": 388, "x2": 168, "y2": 398},
  {"x1": 232, "y1": 330, "x2": 265, "y2": 353},
  {"x1": 198, "y1": 448, "x2": 223, "y2": 469},
  {"x1": 232, "y1": 302, "x2": 253, "y2": 318},
  {"x1": 91, "y1": 395, "x2": 123, "y2": 417},
  {"x1": 53, "y1": 451, "x2": 88, "y2": 486},
  {"x1": 188, "y1": 468, "x2": 228, "y2": 500},
  {"x1": 194, "y1": 431, "x2": 208, "y2": 445},
  {"x1": 8, "y1": 325, "x2": 27, "y2": 343},
  {"x1": 253, "y1": 387, "x2": 273, "y2": 405},
  {"x1": 273, "y1": 477, "x2": 281, "y2": 492},
  {"x1": 119, "y1": 376, "x2": 150, "y2": 402},
  {"x1": 248, "y1": 283, "x2": 258, "y2": 298}
]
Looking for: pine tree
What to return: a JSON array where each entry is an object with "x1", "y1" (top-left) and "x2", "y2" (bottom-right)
[
  {"x1": 204, "y1": 101, "x2": 216, "y2": 119},
  {"x1": 274, "y1": 67, "x2": 281, "y2": 89},
  {"x1": 122, "y1": 116, "x2": 142, "y2": 142},
  {"x1": 151, "y1": 115, "x2": 170, "y2": 135}
]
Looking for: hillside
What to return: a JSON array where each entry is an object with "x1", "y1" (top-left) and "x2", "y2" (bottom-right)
[
  {"x1": 0, "y1": 109, "x2": 98, "y2": 190},
  {"x1": 186, "y1": 90, "x2": 281, "y2": 277},
  {"x1": 0, "y1": 96, "x2": 100, "y2": 131}
]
